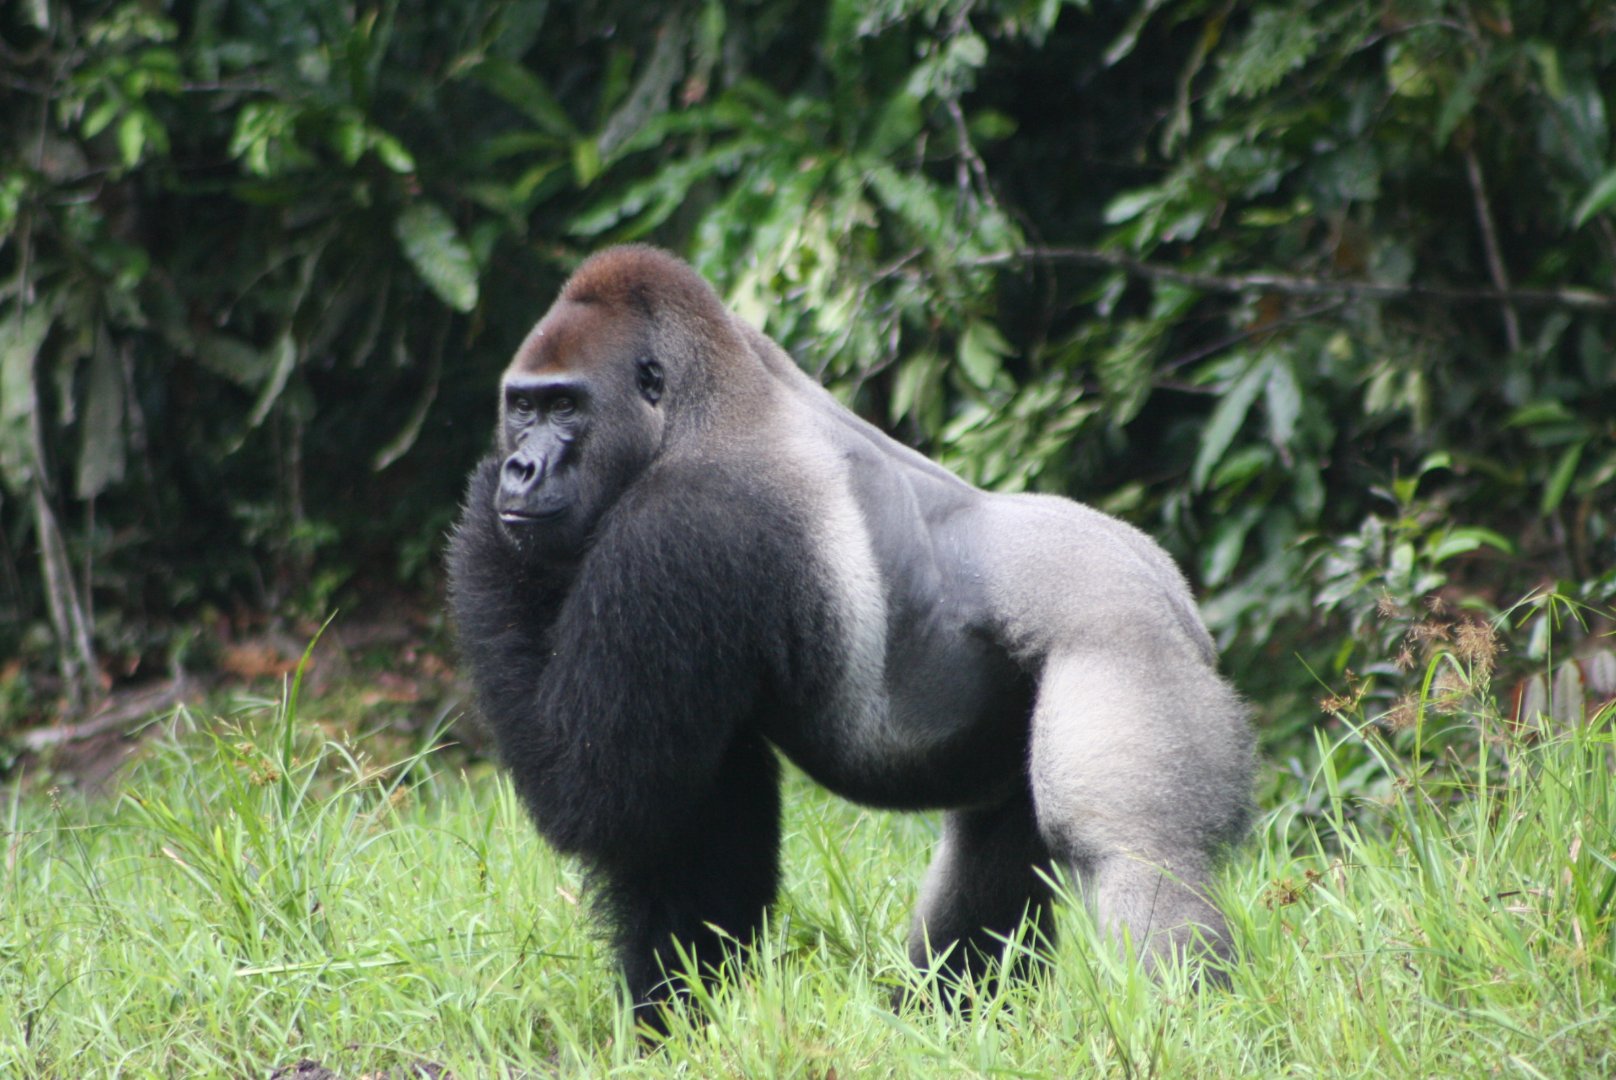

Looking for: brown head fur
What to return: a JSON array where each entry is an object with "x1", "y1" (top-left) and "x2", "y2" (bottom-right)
[{"x1": 507, "y1": 246, "x2": 764, "y2": 425}]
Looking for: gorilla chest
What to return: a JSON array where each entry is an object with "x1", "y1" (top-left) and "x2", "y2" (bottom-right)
[
  {"x1": 754, "y1": 446, "x2": 1034, "y2": 808},
  {"x1": 769, "y1": 591, "x2": 1034, "y2": 811}
]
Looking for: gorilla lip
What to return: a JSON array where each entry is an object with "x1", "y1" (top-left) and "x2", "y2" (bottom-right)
[{"x1": 499, "y1": 508, "x2": 565, "y2": 524}]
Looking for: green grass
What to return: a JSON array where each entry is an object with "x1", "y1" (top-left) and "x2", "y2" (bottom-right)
[{"x1": 4, "y1": 678, "x2": 1615, "y2": 1078}]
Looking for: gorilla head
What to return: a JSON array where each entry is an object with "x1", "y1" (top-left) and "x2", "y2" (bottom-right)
[
  {"x1": 449, "y1": 245, "x2": 1253, "y2": 1035},
  {"x1": 490, "y1": 248, "x2": 772, "y2": 566},
  {"x1": 493, "y1": 256, "x2": 678, "y2": 562}
]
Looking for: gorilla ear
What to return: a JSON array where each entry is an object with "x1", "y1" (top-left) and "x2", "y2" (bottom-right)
[{"x1": 636, "y1": 357, "x2": 664, "y2": 405}]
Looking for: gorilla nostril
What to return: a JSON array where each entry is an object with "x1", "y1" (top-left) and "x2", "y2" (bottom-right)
[{"x1": 504, "y1": 456, "x2": 538, "y2": 487}]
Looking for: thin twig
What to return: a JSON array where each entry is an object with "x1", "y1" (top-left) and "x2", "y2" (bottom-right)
[
  {"x1": 1461, "y1": 144, "x2": 1522, "y2": 351},
  {"x1": 965, "y1": 247, "x2": 1616, "y2": 311},
  {"x1": 1158, "y1": 299, "x2": 1348, "y2": 377},
  {"x1": 945, "y1": 98, "x2": 998, "y2": 211}
]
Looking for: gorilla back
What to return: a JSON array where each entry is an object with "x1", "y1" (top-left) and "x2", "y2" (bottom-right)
[{"x1": 447, "y1": 245, "x2": 1253, "y2": 1029}]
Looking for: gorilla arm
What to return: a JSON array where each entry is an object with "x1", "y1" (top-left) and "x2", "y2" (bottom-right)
[
  {"x1": 451, "y1": 454, "x2": 802, "y2": 1024},
  {"x1": 452, "y1": 458, "x2": 799, "y2": 864}
]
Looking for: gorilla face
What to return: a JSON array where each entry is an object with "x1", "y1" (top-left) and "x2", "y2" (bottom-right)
[
  {"x1": 494, "y1": 299, "x2": 666, "y2": 565},
  {"x1": 497, "y1": 379, "x2": 586, "y2": 523}
]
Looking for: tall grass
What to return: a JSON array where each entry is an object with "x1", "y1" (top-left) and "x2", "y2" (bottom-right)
[{"x1": 3, "y1": 664, "x2": 1613, "y2": 1077}]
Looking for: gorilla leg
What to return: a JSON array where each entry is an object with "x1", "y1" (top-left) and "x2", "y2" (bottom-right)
[
  {"x1": 594, "y1": 732, "x2": 781, "y2": 1032},
  {"x1": 1028, "y1": 650, "x2": 1248, "y2": 975},
  {"x1": 907, "y1": 791, "x2": 1056, "y2": 996}
]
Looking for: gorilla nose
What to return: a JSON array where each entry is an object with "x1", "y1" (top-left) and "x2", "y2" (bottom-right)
[{"x1": 501, "y1": 451, "x2": 544, "y2": 497}]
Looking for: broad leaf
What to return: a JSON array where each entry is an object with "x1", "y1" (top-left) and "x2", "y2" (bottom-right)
[
  {"x1": 1193, "y1": 351, "x2": 1272, "y2": 491},
  {"x1": 0, "y1": 306, "x2": 52, "y2": 493},
  {"x1": 958, "y1": 320, "x2": 1011, "y2": 390},
  {"x1": 1572, "y1": 168, "x2": 1616, "y2": 228},
  {"x1": 75, "y1": 341, "x2": 126, "y2": 498},
  {"x1": 394, "y1": 201, "x2": 479, "y2": 313}
]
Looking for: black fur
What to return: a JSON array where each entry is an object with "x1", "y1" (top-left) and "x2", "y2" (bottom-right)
[{"x1": 449, "y1": 455, "x2": 835, "y2": 1027}]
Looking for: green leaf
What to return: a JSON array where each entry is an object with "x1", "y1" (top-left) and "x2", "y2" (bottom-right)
[
  {"x1": 1578, "y1": 446, "x2": 1616, "y2": 494},
  {"x1": 82, "y1": 96, "x2": 122, "y2": 139},
  {"x1": 229, "y1": 101, "x2": 307, "y2": 177},
  {"x1": 1435, "y1": 61, "x2": 1488, "y2": 148},
  {"x1": 864, "y1": 90, "x2": 923, "y2": 158},
  {"x1": 1103, "y1": 0, "x2": 1169, "y2": 67},
  {"x1": 905, "y1": 31, "x2": 988, "y2": 101},
  {"x1": 1426, "y1": 534, "x2": 1482, "y2": 563},
  {"x1": 194, "y1": 332, "x2": 273, "y2": 388},
  {"x1": 569, "y1": 140, "x2": 749, "y2": 238},
  {"x1": 968, "y1": 109, "x2": 1016, "y2": 142},
  {"x1": 1428, "y1": 526, "x2": 1514, "y2": 564},
  {"x1": 117, "y1": 111, "x2": 147, "y2": 167},
  {"x1": 1204, "y1": 507, "x2": 1258, "y2": 587},
  {"x1": 1264, "y1": 352, "x2": 1302, "y2": 448},
  {"x1": 1096, "y1": 322, "x2": 1160, "y2": 425},
  {"x1": 867, "y1": 164, "x2": 953, "y2": 244},
  {"x1": 372, "y1": 353, "x2": 440, "y2": 472},
  {"x1": 1293, "y1": 459, "x2": 1324, "y2": 520},
  {"x1": 329, "y1": 113, "x2": 366, "y2": 165},
  {"x1": 1192, "y1": 351, "x2": 1271, "y2": 490},
  {"x1": 470, "y1": 58, "x2": 576, "y2": 138},
  {"x1": 369, "y1": 130, "x2": 416, "y2": 174},
  {"x1": 1505, "y1": 400, "x2": 1575, "y2": 428},
  {"x1": 1209, "y1": 444, "x2": 1273, "y2": 490},
  {"x1": 1416, "y1": 452, "x2": 1453, "y2": 477},
  {"x1": 1102, "y1": 189, "x2": 1158, "y2": 225},
  {"x1": 0, "y1": 306, "x2": 52, "y2": 493},
  {"x1": 1212, "y1": 7, "x2": 1320, "y2": 104},
  {"x1": 474, "y1": 131, "x2": 564, "y2": 165},
  {"x1": 1572, "y1": 168, "x2": 1616, "y2": 228},
  {"x1": 889, "y1": 350, "x2": 940, "y2": 424},
  {"x1": 76, "y1": 341, "x2": 126, "y2": 498},
  {"x1": 1541, "y1": 440, "x2": 1585, "y2": 515},
  {"x1": 394, "y1": 201, "x2": 479, "y2": 312},
  {"x1": 958, "y1": 321, "x2": 1012, "y2": 390},
  {"x1": 572, "y1": 138, "x2": 602, "y2": 187},
  {"x1": 244, "y1": 333, "x2": 298, "y2": 431}
]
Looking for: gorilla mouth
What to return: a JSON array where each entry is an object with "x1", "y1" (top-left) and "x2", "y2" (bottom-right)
[{"x1": 500, "y1": 507, "x2": 566, "y2": 525}]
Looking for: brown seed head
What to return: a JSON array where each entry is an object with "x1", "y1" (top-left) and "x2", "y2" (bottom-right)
[
  {"x1": 1430, "y1": 667, "x2": 1471, "y2": 714},
  {"x1": 1380, "y1": 695, "x2": 1420, "y2": 731},
  {"x1": 1454, "y1": 618, "x2": 1503, "y2": 674}
]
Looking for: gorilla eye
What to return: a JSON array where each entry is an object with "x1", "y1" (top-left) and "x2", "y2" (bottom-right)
[
  {"x1": 636, "y1": 357, "x2": 664, "y2": 404},
  {"x1": 509, "y1": 394, "x2": 535, "y2": 417},
  {"x1": 548, "y1": 396, "x2": 577, "y2": 419}
]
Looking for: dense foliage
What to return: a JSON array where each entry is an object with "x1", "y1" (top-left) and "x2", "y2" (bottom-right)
[{"x1": 3, "y1": 0, "x2": 1614, "y2": 730}]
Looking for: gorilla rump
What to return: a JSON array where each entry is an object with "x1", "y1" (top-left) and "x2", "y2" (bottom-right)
[{"x1": 447, "y1": 245, "x2": 1252, "y2": 1029}]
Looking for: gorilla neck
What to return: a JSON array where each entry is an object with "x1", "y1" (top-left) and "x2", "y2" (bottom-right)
[{"x1": 501, "y1": 523, "x2": 590, "y2": 581}]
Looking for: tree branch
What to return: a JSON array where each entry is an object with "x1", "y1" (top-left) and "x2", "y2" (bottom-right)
[
  {"x1": 966, "y1": 247, "x2": 1616, "y2": 311},
  {"x1": 15, "y1": 675, "x2": 193, "y2": 752}
]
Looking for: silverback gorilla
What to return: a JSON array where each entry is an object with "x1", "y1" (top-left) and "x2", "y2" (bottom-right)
[{"x1": 447, "y1": 245, "x2": 1252, "y2": 1030}]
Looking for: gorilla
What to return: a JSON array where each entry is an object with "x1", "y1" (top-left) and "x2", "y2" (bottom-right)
[{"x1": 447, "y1": 245, "x2": 1252, "y2": 1030}]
